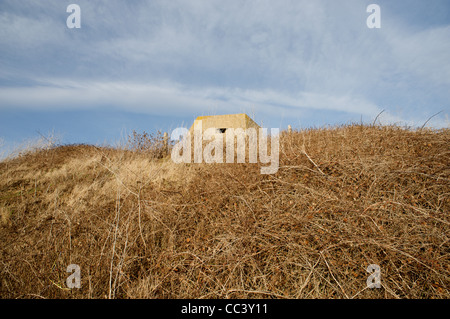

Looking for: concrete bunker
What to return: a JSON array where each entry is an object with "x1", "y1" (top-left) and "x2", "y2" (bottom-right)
[{"x1": 189, "y1": 113, "x2": 260, "y2": 134}]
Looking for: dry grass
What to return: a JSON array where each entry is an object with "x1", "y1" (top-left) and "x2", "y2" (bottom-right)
[{"x1": 0, "y1": 124, "x2": 449, "y2": 299}]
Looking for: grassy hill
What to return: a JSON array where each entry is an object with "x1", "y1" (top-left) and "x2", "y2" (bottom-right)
[{"x1": 0, "y1": 124, "x2": 449, "y2": 299}]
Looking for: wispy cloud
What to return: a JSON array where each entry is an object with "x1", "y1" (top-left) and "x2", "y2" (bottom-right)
[{"x1": 0, "y1": 0, "x2": 448, "y2": 129}]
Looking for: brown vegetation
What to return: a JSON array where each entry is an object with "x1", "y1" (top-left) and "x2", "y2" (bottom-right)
[{"x1": 0, "y1": 124, "x2": 449, "y2": 299}]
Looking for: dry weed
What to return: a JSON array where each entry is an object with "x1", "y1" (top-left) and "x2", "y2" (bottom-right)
[{"x1": 0, "y1": 125, "x2": 448, "y2": 299}]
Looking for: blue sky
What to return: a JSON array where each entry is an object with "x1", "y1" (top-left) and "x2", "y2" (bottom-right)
[{"x1": 1, "y1": 0, "x2": 449, "y2": 157}]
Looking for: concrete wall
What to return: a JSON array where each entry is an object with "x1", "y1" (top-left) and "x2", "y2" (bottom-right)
[{"x1": 189, "y1": 113, "x2": 260, "y2": 133}]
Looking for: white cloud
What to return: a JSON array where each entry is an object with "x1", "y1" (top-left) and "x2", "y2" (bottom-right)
[
  {"x1": 0, "y1": 11, "x2": 64, "y2": 50},
  {"x1": 389, "y1": 25, "x2": 450, "y2": 86},
  {"x1": 0, "y1": 79, "x2": 382, "y2": 119},
  {"x1": 0, "y1": 0, "x2": 448, "y2": 129}
]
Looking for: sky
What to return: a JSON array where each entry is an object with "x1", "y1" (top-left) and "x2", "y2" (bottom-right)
[{"x1": 1, "y1": 0, "x2": 449, "y2": 157}]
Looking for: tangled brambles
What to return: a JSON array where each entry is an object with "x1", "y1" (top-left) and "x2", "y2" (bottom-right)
[
  {"x1": 0, "y1": 124, "x2": 448, "y2": 299},
  {"x1": 127, "y1": 130, "x2": 170, "y2": 160}
]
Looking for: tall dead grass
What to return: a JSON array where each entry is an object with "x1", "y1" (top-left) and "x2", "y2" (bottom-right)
[{"x1": 0, "y1": 124, "x2": 448, "y2": 299}]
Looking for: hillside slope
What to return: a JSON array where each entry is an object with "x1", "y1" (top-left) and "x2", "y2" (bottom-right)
[{"x1": 0, "y1": 125, "x2": 449, "y2": 299}]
